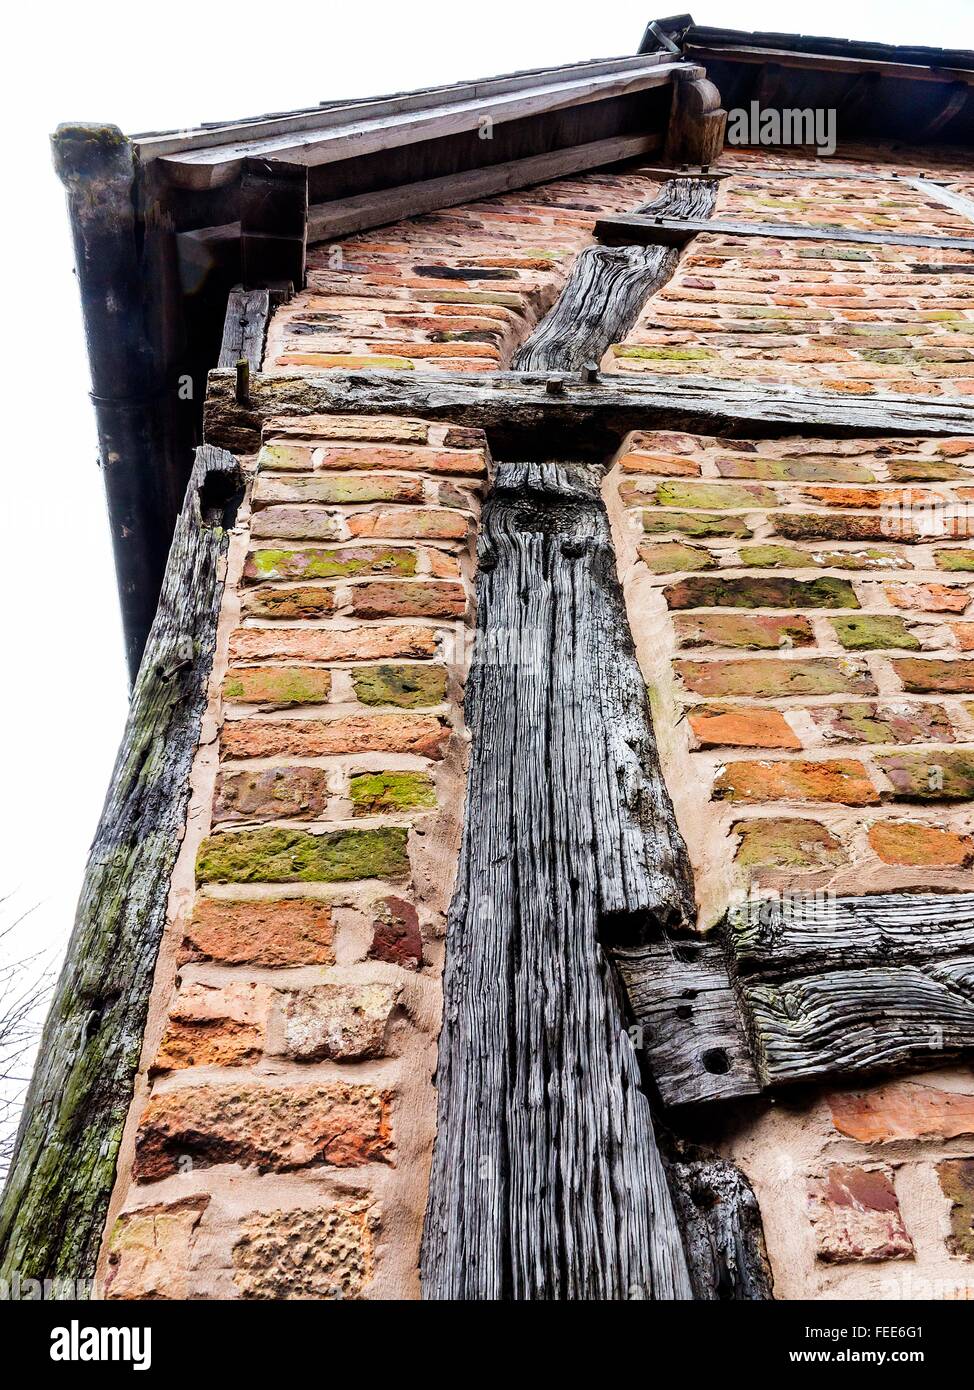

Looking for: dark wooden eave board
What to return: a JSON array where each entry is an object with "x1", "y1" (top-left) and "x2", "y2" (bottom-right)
[
  {"x1": 187, "y1": 133, "x2": 665, "y2": 254},
  {"x1": 680, "y1": 26, "x2": 974, "y2": 76},
  {"x1": 596, "y1": 212, "x2": 974, "y2": 253}
]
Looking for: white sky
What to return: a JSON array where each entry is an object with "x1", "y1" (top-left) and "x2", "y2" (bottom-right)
[{"x1": 0, "y1": 0, "x2": 970, "y2": 985}]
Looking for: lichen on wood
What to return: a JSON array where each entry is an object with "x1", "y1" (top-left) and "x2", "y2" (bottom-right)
[{"x1": 0, "y1": 446, "x2": 242, "y2": 1288}]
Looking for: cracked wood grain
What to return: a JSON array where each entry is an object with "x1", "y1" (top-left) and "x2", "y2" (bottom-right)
[{"x1": 421, "y1": 461, "x2": 694, "y2": 1300}]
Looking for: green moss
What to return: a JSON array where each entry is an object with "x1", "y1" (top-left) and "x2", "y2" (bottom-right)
[
  {"x1": 196, "y1": 827, "x2": 410, "y2": 884},
  {"x1": 349, "y1": 772, "x2": 437, "y2": 814},
  {"x1": 638, "y1": 542, "x2": 717, "y2": 574},
  {"x1": 656, "y1": 480, "x2": 776, "y2": 510},
  {"x1": 351, "y1": 664, "x2": 448, "y2": 708},
  {"x1": 249, "y1": 546, "x2": 417, "y2": 580},
  {"x1": 935, "y1": 549, "x2": 974, "y2": 571},
  {"x1": 613, "y1": 346, "x2": 713, "y2": 361},
  {"x1": 643, "y1": 511, "x2": 752, "y2": 538},
  {"x1": 223, "y1": 668, "x2": 332, "y2": 704},
  {"x1": 831, "y1": 615, "x2": 920, "y2": 651}
]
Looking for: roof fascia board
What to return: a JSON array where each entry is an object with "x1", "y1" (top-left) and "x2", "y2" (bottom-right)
[
  {"x1": 685, "y1": 41, "x2": 974, "y2": 84},
  {"x1": 155, "y1": 60, "x2": 697, "y2": 191},
  {"x1": 135, "y1": 52, "x2": 675, "y2": 162}
]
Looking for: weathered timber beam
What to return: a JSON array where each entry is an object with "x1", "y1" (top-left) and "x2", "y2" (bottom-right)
[
  {"x1": 0, "y1": 445, "x2": 242, "y2": 1288},
  {"x1": 725, "y1": 893, "x2": 974, "y2": 1089},
  {"x1": 422, "y1": 463, "x2": 694, "y2": 1300},
  {"x1": 729, "y1": 891, "x2": 974, "y2": 981},
  {"x1": 53, "y1": 124, "x2": 195, "y2": 686},
  {"x1": 204, "y1": 369, "x2": 974, "y2": 458},
  {"x1": 669, "y1": 1160, "x2": 774, "y2": 1301},
  {"x1": 612, "y1": 934, "x2": 760, "y2": 1107},
  {"x1": 217, "y1": 287, "x2": 271, "y2": 372},
  {"x1": 595, "y1": 212, "x2": 974, "y2": 252},
  {"x1": 741, "y1": 961, "x2": 974, "y2": 1089},
  {"x1": 512, "y1": 176, "x2": 717, "y2": 372}
]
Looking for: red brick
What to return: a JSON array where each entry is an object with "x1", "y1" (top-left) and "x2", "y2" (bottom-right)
[
  {"x1": 868, "y1": 820, "x2": 974, "y2": 867},
  {"x1": 221, "y1": 713, "x2": 450, "y2": 760},
  {"x1": 134, "y1": 1082, "x2": 391, "y2": 1179},
  {"x1": 213, "y1": 767, "x2": 330, "y2": 824},
  {"x1": 808, "y1": 1165, "x2": 914, "y2": 1263},
  {"x1": 348, "y1": 580, "x2": 466, "y2": 618},
  {"x1": 687, "y1": 706, "x2": 800, "y2": 749},
  {"x1": 228, "y1": 626, "x2": 438, "y2": 663},
  {"x1": 829, "y1": 1081, "x2": 974, "y2": 1143},
  {"x1": 714, "y1": 759, "x2": 879, "y2": 805},
  {"x1": 180, "y1": 898, "x2": 334, "y2": 968}
]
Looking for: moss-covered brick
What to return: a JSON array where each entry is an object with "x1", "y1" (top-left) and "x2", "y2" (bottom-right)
[
  {"x1": 196, "y1": 826, "x2": 410, "y2": 883},
  {"x1": 934, "y1": 549, "x2": 974, "y2": 572},
  {"x1": 831, "y1": 615, "x2": 920, "y2": 651},
  {"x1": 676, "y1": 657, "x2": 876, "y2": 698},
  {"x1": 773, "y1": 514, "x2": 903, "y2": 543},
  {"x1": 664, "y1": 575, "x2": 859, "y2": 610},
  {"x1": 868, "y1": 821, "x2": 974, "y2": 868},
  {"x1": 245, "y1": 546, "x2": 417, "y2": 583},
  {"x1": 937, "y1": 1159, "x2": 974, "y2": 1258},
  {"x1": 739, "y1": 543, "x2": 910, "y2": 571},
  {"x1": 733, "y1": 818, "x2": 847, "y2": 871},
  {"x1": 637, "y1": 541, "x2": 717, "y2": 574},
  {"x1": 715, "y1": 759, "x2": 879, "y2": 805},
  {"x1": 348, "y1": 772, "x2": 437, "y2": 814},
  {"x1": 351, "y1": 664, "x2": 447, "y2": 708},
  {"x1": 877, "y1": 750, "x2": 974, "y2": 801},
  {"x1": 893, "y1": 659, "x2": 974, "y2": 694},
  {"x1": 255, "y1": 444, "x2": 314, "y2": 472},
  {"x1": 242, "y1": 586, "x2": 335, "y2": 620},
  {"x1": 612, "y1": 345, "x2": 713, "y2": 361},
  {"x1": 253, "y1": 473, "x2": 424, "y2": 506},
  {"x1": 223, "y1": 667, "x2": 332, "y2": 705},
  {"x1": 654, "y1": 480, "x2": 777, "y2": 510},
  {"x1": 809, "y1": 702, "x2": 954, "y2": 746},
  {"x1": 642, "y1": 511, "x2": 752, "y2": 538},
  {"x1": 279, "y1": 353, "x2": 416, "y2": 370},
  {"x1": 673, "y1": 613, "x2": 814, "y2": 650},
  {"x1": 716, "y1": 456, "x2": 875, "y2": 484},
  {"x1": 888, "y1": 459, "x2": 971, "y2": 482}
]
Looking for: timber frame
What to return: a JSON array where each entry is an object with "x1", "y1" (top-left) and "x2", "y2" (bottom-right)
[{"x1": 17, "y1": 15, "x2": 974, "y2": 1299}]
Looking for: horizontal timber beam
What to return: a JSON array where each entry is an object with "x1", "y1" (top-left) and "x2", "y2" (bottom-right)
[
  {"x1": 595, "y1": 212, "x2": 974, "y2": 252},
  {"x1": 204, "y1": 368, "x2": 974, "y2": 458}
]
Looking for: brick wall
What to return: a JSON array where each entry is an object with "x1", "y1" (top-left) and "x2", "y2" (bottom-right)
[
  {"x1": 607, "y1": 147, "x2": 974, "y2": 398},
  {"x1": 263, "y1": 170, "x2": 675, "y2": 373},
  {"x1": 606, "y1": 423, "x2": 974, "y2": 1295},
  {"x1": 100, "y1": 415, "x2": 486, "y2": 1299}
]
